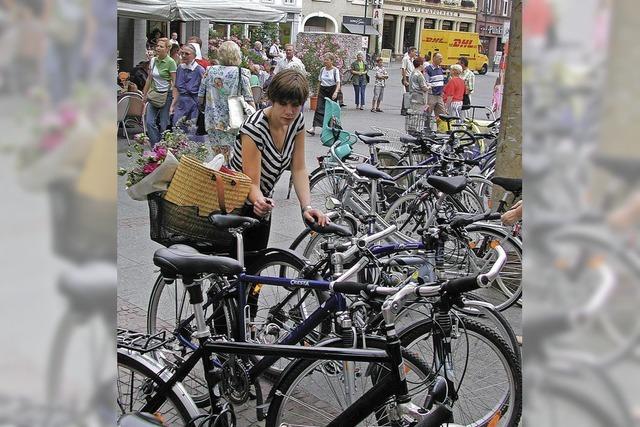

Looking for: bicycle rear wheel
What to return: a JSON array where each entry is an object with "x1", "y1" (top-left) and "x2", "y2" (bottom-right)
[{"x1": 117, "y1": 349, "x2": 200, "y2": 426}]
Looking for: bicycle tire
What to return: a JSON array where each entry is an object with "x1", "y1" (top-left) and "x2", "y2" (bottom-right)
[
  {"x1": 244, "y1": 250, "x2": 332, "y2": 378},
  {"x1": 266, "y1": 337, "x2": 434, "y2": 427},
  {"x1": 399, "y1": 318, "x2": 522, "y2": 427},
  {"x1": 117, "y1": 349, "x2": 200, "y2": 426},
  {"x1": 450, "y1": 224, "x2": 523, "y2": 313},
  {"x1": 147, "y1": 274, "x2": 235, "y2": 407}
]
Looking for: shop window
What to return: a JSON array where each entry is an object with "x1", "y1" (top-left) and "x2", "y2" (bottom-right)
[
  {"x1": 482, "y1": 0, "x2": 493, "y2": 14},
  {"x1": 424, "y1": 18, "x2": 436, "y2": 29},
  {"x1": 442, "y1": 20, "x2": 453, "y2": 30},
  {"x1": 459, "y1": 22, "x2": 470, "y2": 32}
]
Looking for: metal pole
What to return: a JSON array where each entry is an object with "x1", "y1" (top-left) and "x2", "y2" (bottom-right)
[{"x1": 363, "y1": 0, "x2": 368, "y2": 53}]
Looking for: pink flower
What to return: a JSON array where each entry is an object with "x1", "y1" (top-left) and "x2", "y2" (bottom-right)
[
  {"x1": 143, "y1": 150, "x2": 159, "y2": 161},
  {"x1": 153, "y1": 145, "x2": 168, "y2": 158},
  {"x1": 42, "y1": 131, "x2": 64, "y2": 151},
  {"x1": 143, "y1": 162, "x2": 160, "y2": 174}
]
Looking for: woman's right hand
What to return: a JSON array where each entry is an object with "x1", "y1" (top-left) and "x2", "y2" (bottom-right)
[{"x1": 253, "y1": 196, "x2": 274, "y2": 217}]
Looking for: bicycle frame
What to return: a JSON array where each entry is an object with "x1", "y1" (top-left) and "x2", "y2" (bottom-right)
[{"x1": 139, "y1": 274, "x2": 413, "y2": 426}]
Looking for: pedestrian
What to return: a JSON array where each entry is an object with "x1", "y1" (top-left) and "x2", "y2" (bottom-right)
[
  {"x1": 306, "y1": 53, "x2": 340, "y2": 135},
  {"x1": 187, "y1": 36, "x2": 210, "y2": 68},
  {"x1": 443, "y1": 64, "x2": 465, "y2": 122},
  {"x1": 142, "y1": 37, "x2": 176, "y2": 147},
  {"x1": 169, "y1": 32, "x2": 180, "y2": 47},
  {"x1": 268, "y1": 38, "x2": 282, "y2": 59},
  {"x1": 252, "y1": 41, "x2": 267, "y2": 61},
  {"x1": 350, "y1": 51, "x2": 368, "y2": 110},
  {"x1": 371, "y1": 57, "x2": 388, "y2": 112},
  {"x1": 129, "y1": 60, "x2": 149, "y2": 91},
  {"x1": 169, "y1": 42, "x2": 181, "y2": 64},
  {"x1": 170, "y1": 43, "x2": 206, "y2": 128},
  {"x1": 229, "y1": 69, "x2": 329, "y2": 251},
  {"x1": 458, "y1": 56, "x2": 475, "y2": 114},
  {"x1": 274, "y1": 44, "x2": 305, "y2": 74},
  {"x1": 400, "y1": 47, "x2": 417, "y2": 115},
  {"x1": 198, "y1": 41, "x2": 255, "y2": 162},
  {"x1": 425, "y1": 52, "x2": 446, "y2": 122},
  {"x1": 409, "y1": 56, "x2": 429, "y2": 113}
]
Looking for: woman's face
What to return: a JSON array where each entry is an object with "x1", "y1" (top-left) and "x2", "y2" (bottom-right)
[
  {"x1": 180, "y1": 48, "x2": 195, "y2": 64},
  {"x1": 155, "y1": 41, "x2": 168, "y2": 58},
  {"x1": 271, "y1": 101, "x2": 301, "y2": 125},
  {"x1": 357, "y1": 54, "x2": 363, "y2": 61},
  {"x1": 323, "y1": 57, "x2": 333, "y2": 68}
]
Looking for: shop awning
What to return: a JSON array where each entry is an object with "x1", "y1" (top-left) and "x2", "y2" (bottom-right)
[
  {"x1": 343, "y1": 23, "x2": 380, "y2": 36},
  {"x1": 117, "y1": 0, "x2": 286, "y2": 23}
]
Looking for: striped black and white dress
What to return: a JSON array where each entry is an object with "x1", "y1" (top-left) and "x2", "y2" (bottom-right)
[{"x1": 230, "y1": 109, "x2": 305, "y2": 198}]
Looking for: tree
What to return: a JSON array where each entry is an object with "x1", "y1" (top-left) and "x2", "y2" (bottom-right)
[{"x1": 492, "y1": 0, "x2": 522, "y2": 206}]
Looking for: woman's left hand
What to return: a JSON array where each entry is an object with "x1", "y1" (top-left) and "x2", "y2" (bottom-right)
[{"x1": 303, "y1": 209, "x2": 329, "y2": 227}]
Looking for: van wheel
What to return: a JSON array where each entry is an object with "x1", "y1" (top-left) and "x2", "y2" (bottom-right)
[{"x1": 479, "y1": 64, "x2": 488, "y2": 75}]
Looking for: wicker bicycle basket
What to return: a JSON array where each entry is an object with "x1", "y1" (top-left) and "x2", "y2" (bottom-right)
[
  {"x1": 405, "y1": 111, "x2": 432, "y2": 137},
  {"x1": 164, "y1": 155, "x2": 251, "y2": 216},
  {"x1": 147, "y1": 192, "x2": 234, "y2": 253}
]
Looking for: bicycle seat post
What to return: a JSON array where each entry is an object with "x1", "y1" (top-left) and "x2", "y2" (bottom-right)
[{"x1": 232, "y1": 227, "x2": 246, "y2": 268}]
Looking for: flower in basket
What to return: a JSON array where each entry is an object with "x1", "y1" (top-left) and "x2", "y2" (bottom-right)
[{"x1": 118, "y1": 127, "x2": 209, "y2": 200}]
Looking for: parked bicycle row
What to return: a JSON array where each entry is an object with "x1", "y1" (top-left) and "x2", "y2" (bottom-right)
[{"x1": 117, "y1": 97, "x2": 525, "y2": 426}]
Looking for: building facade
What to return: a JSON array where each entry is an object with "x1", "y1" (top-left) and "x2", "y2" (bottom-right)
[
  {"x1": 259, "y1": 0, "x2": 303, "y2": 44},
  {"x1": 476, "y1": 0, "x2": 512, "y2": 68},
  {"x1": 301, "y1": 0, "x2": 381, "y2": 53},
  {"x1": 381, "y1": 0, "x2": 478, "y2": 57}
]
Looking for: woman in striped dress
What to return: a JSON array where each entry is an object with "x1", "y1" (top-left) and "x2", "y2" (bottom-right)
[{"x1": 230, "y1": 69, "x2": 329, "y2": 251}]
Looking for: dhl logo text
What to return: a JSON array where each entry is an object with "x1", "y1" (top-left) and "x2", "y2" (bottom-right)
[
  {"x1": 452, "y1": 39, "x2": 474, "y2": 47},
  {"x1": 425, "y1": 37, "x2": 445, "y2": 43}
]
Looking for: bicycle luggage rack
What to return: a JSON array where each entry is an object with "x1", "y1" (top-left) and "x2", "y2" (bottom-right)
[{"x1": 117, "y1": 328, "x2": 174, "y2": 354}]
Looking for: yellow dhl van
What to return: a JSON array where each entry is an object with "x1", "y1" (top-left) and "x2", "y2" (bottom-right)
[{"x1": 420, "y1": 29, "x2": 489, "y2": 74}]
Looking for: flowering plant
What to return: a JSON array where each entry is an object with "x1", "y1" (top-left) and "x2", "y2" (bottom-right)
[
  {"x1": 296, "y1": 33, "x2": 356, "y2": 95},
  {"x1": 118, "y1": 126, "x2": 208, "y2": 188}
]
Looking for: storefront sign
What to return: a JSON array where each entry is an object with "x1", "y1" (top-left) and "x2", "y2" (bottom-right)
[
  {"x1": 372, "y1": 8, "x2": 383, "y2": 26},
  {"x1": 479, "y1": 25, "x2": 503, "y2": 35},
  {"x1": 401, "y1": 7, "x2": 461, "y2": 17},
  {"x1": 343, "y1": 16, "x2": 373, "y2": 26}
]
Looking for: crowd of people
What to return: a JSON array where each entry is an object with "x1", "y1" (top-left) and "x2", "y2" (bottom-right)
[{"x1": 401, "y1": 46, "x2": 476, "y2": 125}]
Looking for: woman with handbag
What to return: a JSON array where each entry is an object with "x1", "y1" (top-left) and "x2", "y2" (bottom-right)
[
  {"x1": 229, "y1": 69, "x2": 329, "y2": 251},
  {"x1": 350, "y1": 51, "x2": 368, "y2": 110},
  {"x1": 198, "y1": 41, "x2": 255, "y2": 162},
  {"x1": 142, "y1": 38, "x2": 177, "y2": 147},
  {"x1": 306, "y1": 53, "x2": 341, "y2": 136},
  {"x1": 170, "y1": 43, "x2": 205, "y2": 133}
]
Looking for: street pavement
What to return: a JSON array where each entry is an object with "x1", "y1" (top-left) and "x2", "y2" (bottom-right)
[{"x1": 117, "y1": 62, "x2": 518, "y2": 425}]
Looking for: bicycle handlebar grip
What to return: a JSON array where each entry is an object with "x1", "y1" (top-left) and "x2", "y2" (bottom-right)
[
  {"x1": 332, "y1": 281, "x2": 370, "y2": 295},
  {"x1": 487, "y1": 212, "x2": 502, "y2": 221},
  {"x1": 415, "y1": 405, "x2": 453, "y2": 427},
  {"x1": 441, "y1": 276, "x2": 479, "y2": 294}
]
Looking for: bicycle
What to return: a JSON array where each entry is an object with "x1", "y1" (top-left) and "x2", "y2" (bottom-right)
[{"x1": 117, "y1": 235, "x2": 515, "y2": 426}]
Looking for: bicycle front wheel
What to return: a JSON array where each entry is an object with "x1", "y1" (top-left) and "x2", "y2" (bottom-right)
[
  {"x1": 400, "y1": 317, "x2": 522, "y2": 426},
  {"x1": 266, "y1": 338, "x2": 433, "y2": 427},
  {"x1": 117, "y1": 349, "x2": 200, "y2": 426}
]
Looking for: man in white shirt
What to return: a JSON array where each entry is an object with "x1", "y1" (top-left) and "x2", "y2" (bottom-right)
[
  {"x1": 268, "y1": 39, "x2": 282, "y2": 59},
  {"x1": 274, "y1": 44, "x2": 306, "y2": 74},
  {"x1": 400, "y1": 46, "x2": 417, "y2": 115}
]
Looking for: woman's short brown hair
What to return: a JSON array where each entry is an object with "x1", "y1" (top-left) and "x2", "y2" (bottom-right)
[
  {"x1": 413, "y1": 56, "x2": 424, "y2": 68},
  {"x1": 266, "y1": 69, "x2": 309, "y2": 106}
]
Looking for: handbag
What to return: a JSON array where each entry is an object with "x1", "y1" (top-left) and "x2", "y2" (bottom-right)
[
  {"x1": 147, "y1": 58, "x2": 169, "y2": 108},
  {"x1": 228, "y1": 67, "x2": 256, "y2": 132}
]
